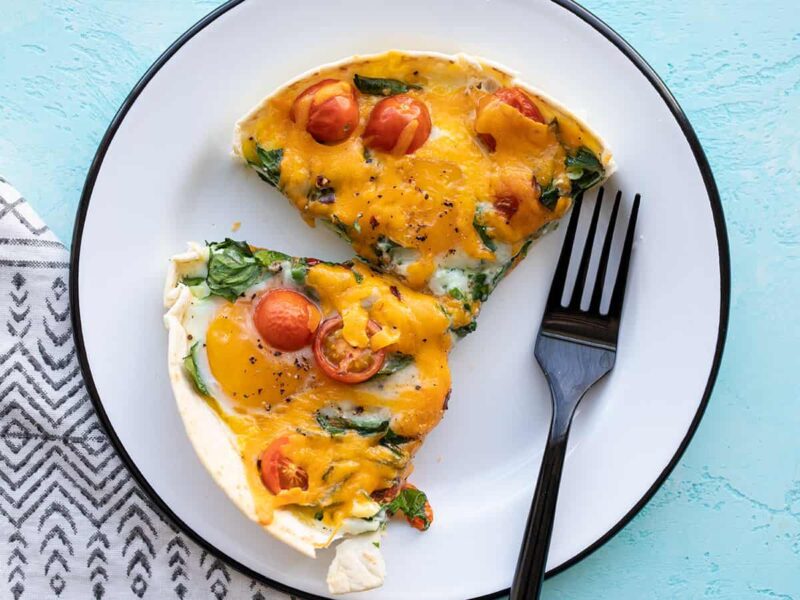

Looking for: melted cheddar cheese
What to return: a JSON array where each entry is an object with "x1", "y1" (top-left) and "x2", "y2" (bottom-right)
[
  {"x1": 236, "y1": 52, "x2": 610, "y2": 306},
  {"x1": 197, "y1": 259, "x2": 450, "y2": 529}
]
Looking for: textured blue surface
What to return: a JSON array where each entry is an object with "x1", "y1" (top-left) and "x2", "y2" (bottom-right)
[{"x1": 2, "y1": 1, "x2": 798, "y2": 598}]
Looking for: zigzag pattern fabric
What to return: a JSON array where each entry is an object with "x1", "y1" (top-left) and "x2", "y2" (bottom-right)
[{"x1": 0, "y1": 178, "x2": 292, "y2": 599}]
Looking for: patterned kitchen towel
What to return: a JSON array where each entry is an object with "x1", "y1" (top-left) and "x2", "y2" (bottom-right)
[{"x1": 0, "y1": 177, "x2": 292, "y2": 600}]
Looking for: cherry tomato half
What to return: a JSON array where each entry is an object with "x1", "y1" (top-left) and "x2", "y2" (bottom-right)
[
  {"x1": 260, "y1": 436, "x2": 309, "y2": 494},
  {"x1": 290, "y1": 79, "x2": 359, "y2": 145},
  {"x1": 363, "y1": 94, "x2": 432, "y2": 155},
  {"x1": 312, "y1": 316, "x2": 386, "y2": 383},
  {"x1": 477, "y1": 87, "x2": 545, "y2": 151},
  {"x1": 254, "y1": 289, "x2": 321, "y2": 352}
]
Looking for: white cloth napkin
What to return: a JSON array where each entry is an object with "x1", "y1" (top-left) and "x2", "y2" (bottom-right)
[{"x1": 0, "y1": 178, "x2": 291, "y2": 599}]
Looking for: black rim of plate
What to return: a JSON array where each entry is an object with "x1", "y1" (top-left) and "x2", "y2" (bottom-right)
[{"x1": 69, "y1": 1, "x2": 731, "y2": 598}]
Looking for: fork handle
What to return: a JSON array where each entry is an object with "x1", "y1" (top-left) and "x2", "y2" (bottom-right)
[{"x1": 510, "y1": 415, "x2": 571, "y2": 600}]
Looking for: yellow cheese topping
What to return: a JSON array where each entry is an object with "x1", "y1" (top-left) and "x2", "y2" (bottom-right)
[
  {"x1": 236, "y1": 51, "x2": 608, "y2": 295},
  {"x1": 203, "y1": 262, "x2": 451, "y2": 530}
]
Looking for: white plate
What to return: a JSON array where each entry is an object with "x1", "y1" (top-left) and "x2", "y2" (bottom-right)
[{"x1": 70, "y1": 1, "x2": 729, "y2": 599}]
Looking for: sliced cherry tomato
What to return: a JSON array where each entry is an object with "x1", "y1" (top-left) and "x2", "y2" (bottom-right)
[
  {"x1": 363, "y1": 94, "x2": 432, "y2": 155},
  {"x1": 254, "y1": 289, "x2": 321, "y2": 352},
  {"x1": 477, "y1": 87, "x2": 545, "y2": 151},
  {"x1": 259, "y1": 436, "x2": 308, "y2": 494},
  {"x1": 290, "y1": 79, "x2": 359, "y2": 144},
  {"x1": 312, "y1": 316, "x2": 386, "y2": 383}
]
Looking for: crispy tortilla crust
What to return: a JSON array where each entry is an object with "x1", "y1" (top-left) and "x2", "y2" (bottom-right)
[
  {"x1": 232, "y1": 50, "x2": 616, "y2": 176},
  {"x1": 163, "y1": 245, "x2": 331, "y2": 558}
]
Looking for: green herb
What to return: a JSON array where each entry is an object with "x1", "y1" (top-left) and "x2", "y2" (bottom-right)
[
  {"x1": 519, "y1": 239, "x2": 533, "y2": 259},
  {"x1": 290, "y1": 261, "x2": 308, "y2": 284},
  {"x1": 374, "y1": 353, "x2": 413, "y2": 377},
  {"x1": 316, "y1": 411, "x2": 390, "y2": 436},
  {"x1": 363, "y1": 147, "x2": 374, "y2": 164},
  {"x1": 181, "y1": 276, "x2": 205, "y2": 287},
  {"x1": 380, "y1": 428, "x2": 412, "y2": 454},
  {"x1": 353, "y1": 74, "x2": 422, "y2": 96},
  {"x1": 314, "y1": 510, "x2": 324, "y2": 521},
  {"x1": 470, "y1": 272, "x2": 491, "y2": 303},
  {"x1": 565, "y1": 147, "x2": 605, "y2": 194},
  {"x1": 253, "y1": 146, "x2": 283, "y2": 188},
  {"x1": 473, "y1": 212, "x2": 497, "y2": 252},
  {"x1": 183, "y1": 343, "x2": 209, "y2": 396},
  {"x1": 539, "y1": 182, "x2": 561, "y2": 211},
  {"x1": 372, "y1": 541, "x2": 380, "y2": 548},
  {"x1": 453, "y1": 320, "x2": 478, "y2": 337},
  {"x1": 448, "y1": 288, "x2": 465, "y2": 301},
  {"x1": 385, "y1": 487, "x2": 431, "y2": 530},
  {"x1": 253, "y1": 249, "x2": 291, "y2": 268},
  {"x1": 328, "y1": 216, "x2": 352, "y2": 243},
  {"x1": 353, "y1": 270, "x2": 364, "y2": 284},
  {"x1": 206, "y1": 239, "x2": 263, "y2": 302}
]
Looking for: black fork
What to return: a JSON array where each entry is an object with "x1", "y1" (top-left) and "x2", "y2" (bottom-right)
[{"x1": 510, "y1": 188, "x2": 641, "y2": 600}]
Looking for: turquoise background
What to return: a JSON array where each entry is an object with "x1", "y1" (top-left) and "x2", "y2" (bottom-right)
[{"x1": 1, "y1": 1, "x2": 798, "y2": 598}]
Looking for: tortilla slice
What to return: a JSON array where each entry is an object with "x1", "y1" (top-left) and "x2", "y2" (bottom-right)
[
  {"x1": 234, "y1": 50, "x2": 614, "y2": 335},
  {"x1": 164, "y1": 240, "x2": 455, "y2": 593}
]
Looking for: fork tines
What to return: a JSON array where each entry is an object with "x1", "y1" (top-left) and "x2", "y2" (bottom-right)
[{"x1": 542, "y1": 187, "x2": 640, "y2": 347}]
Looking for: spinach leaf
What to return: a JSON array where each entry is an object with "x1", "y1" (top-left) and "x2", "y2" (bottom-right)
[
  {"x1": 539, "y1": 182, "x2": 561, "y2": 211},
  {"x1": 181, "y1": 276, "x2": 205, "y2": 287},
  {"x1": 206, "y1": 239, "x2": 263, "y2": 302},
  {"x1": 183, "y1": 343, "x2": 209, "y2": 396},
  {"x1": 290, "y1": 262, "x2": 308, "y2": 284},
  {"x1": 385, "y1": 486, "x2": 431, "y2": 530},
  {"x1": 565, "y1": 147, "x2": 605, "y2": 194},
  {"x1": 328, "y1": 216, "x2": 352, "y2": 243},
  {"x1": 469, "y1": 272, "x2": 491, "y2": 303},
  {"x1": 253, "y1": 146, "x2": 283, "y2": 188},
  {"x1": 353, "y1": 74, "x2": 422, "y2": 96},
  {"x1": 374, "y1": 353, "x2": 413, "y2": 377},
  {"x1": 316, "y1": 410, "x2": 390, "y2": 436},
  {"x1": 473, "y1": 214, "x2": 497, "y2": 252},
  {"x1": 253, "y1": 249, "x2": 291, "y2": 268},
  {"x1": 453, "y1": 319, "x2": 478, "y2": 337},
  {"x1": 448, "y1": 288, "x2": 466, "y2": 301},
  {"x1": 519, "y1": 238, "x2": 533, "y2": 258},
  {"x1": 380, "y1": 428, "x2": 412, "y2": 454}
]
